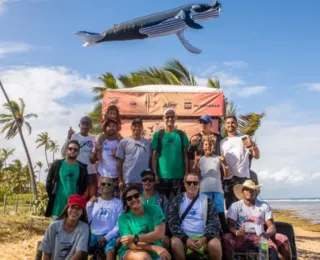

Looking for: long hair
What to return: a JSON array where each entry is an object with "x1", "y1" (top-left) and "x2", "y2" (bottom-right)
[
  {"x1": 122, "y1": 185, "x2": 142, "y2": 213},
  {"x1": 105, "y1": 105, "x2": 121, "y2": 125},
  {"x1": 56, "y1": 205, "x2": 89, "y2": 224}
]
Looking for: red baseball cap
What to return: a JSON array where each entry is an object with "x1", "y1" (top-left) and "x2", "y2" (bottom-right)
[{"x1": 68, "y1": 194, "x2": 87, "y2": 209}]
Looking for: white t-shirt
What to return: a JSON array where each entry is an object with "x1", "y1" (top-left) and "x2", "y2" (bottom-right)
[
  {"x1": 180, "y1": 194, "x2": 204, "y2": 237},
  {"x1": 199, "y1": 155, "x2": 223, "y2": 193},
  {"x1": 220, "y1": 134, "x2": 251, "y2": 179},
  {"x1": 70, "y1": 133, "x2": 96, "y2": 175},
  {"x1": 95, "y1": 139, "x2": 119, "y2": 178},
  {"x1": 227, "y1": 199, "x2": 273, "y2": 234},
  {"x1": 86, "y1": 197, "x2": 123, "y2": 240}
]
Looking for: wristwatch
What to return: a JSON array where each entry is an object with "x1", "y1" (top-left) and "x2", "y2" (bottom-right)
[{"x1": 133, "y1": 235, "x2": 139, "y2": 245}]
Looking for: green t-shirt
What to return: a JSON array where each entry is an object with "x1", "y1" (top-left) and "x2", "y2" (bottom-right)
[
  {"x1": 151, "y1": 130, "x2": 189, "y2": 179},
  {"x1": 118, "y1": 204, "x2": 165, "y2": 260},
  {"x1": 52, "y1": 161, "x2": 80, "y2": 217}
]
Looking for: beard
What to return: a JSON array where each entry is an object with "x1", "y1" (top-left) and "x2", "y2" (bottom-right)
[{"x1": 67, "y1": 155, "x2": 78, "y2": 160}]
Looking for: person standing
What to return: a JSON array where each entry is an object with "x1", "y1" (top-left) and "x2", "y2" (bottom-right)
[
  {"x1": 151, "y1": 108, "x2": 189, "y2": 199},
  {"x1": 91, "y1": 118, "x2": 121, "y2": 198},
  {"x1": 45, "y1": 140, "x2": 88, "y2": 219},
  {"x1": 220, "y1": 116, "x2": 260, "y2": 209},
  {"x1": 188, "y1": 115, "x2": 223, "y2": 171},
  {"x1": 116, "y1": 118, "x2": 151, "y2": 191},
  {"x1": 61, "y1": 116, "x2": 96, "y2": 198}
]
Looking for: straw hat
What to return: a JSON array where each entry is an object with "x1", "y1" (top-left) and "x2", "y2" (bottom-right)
[{"x1": 233, "y1": 180, "x2": 263, "y2": 200}]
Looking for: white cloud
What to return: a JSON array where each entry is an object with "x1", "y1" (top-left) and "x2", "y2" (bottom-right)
[
  {"x1": 237, "y1": 86, "x2": 266, "y2": 97},
  {"x1": 307, "y1": 83, "x2": 320, "y2": 92},
  {"x1": 0, "y1": 42, "x2": 33, "y2": 58},
  {"x1": 0, "y1": 66, "x2": 98, "y2": 182},
  {"x1": 252, "y1": 103, "x2": 320, "y2": 198},
  {"x1": 222, "y1": 61, "x2": 248, "y2": 69}
]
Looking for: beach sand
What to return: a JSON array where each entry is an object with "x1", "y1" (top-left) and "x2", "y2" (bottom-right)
[{"x1": 0, "y1": 212, "x2": 319, "y2": 259}]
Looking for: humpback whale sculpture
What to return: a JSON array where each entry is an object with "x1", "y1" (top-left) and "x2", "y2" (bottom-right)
[{"x1": 75, "y1": 1, "x2": 222, "y2": 54}]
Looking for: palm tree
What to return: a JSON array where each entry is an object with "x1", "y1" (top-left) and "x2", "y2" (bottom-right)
[
  {"x1": 36, "y1": 161, "x2": 43, "y2": 183},
  {"x1": 0, "y1": 80, "x2": 38, "y2": 199},
  {"x1": 49, "y1": 140, "x2": 60, "y2": 161},
  {"x1": 36, "y1": 132, "x2": 51, "y2": 167},
  {"x1": 1, "y1": 148, "x2": 15, "y2": 168},
  {"x1": 4, "y1": 159, "x2": 30, "y2": 194}
]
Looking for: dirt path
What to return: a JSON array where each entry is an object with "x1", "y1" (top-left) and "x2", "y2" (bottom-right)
[
  {"x1": 0, "y1": 235, "x2": 43, "y2": 260},
  {"x1": 295, "y1": 227, "x2": 320, "y2": 260}
]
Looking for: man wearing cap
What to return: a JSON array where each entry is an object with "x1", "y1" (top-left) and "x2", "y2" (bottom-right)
[
  {"x1": 188, "y1": 115, "x2": 223, "y2": 171},
  {"x1": 220, "y1": 116, "x2": 260, "y2": 209},
  {"x1": 116, "y1": 118, "x2": 151, "y2": 191},
  {"x1": 151, "y1": 108, "x2": 190, "y2": 199},
  {"x1": 61, "y1": 116, "x2": 97, "y2": 198},
  {"x1": 222, "y1": 180, "x2": 292, "y2": 260},
  {"x1": 91, "y1": 118, "x2": 122, "y2": 198}
]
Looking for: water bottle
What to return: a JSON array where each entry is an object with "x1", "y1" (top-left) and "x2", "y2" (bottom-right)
[{"x1": 258, "y1": 236, "x2": 269, "y2": 260}]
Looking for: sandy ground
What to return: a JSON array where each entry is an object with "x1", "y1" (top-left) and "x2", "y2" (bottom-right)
[{"x1": 0, "y1": 228, "x2": 318, "y2": 259}]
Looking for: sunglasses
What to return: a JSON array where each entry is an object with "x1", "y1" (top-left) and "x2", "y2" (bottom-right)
[
  {"x1": 125, "y1": 193, "x2": 141, "y2": 202},
  {"x1": 68, "y1": 147, "x2": 79, "y2": 152},
  {"x1": 142, "y1": 177, "x2": 155, "y2": 183},
  {"x1": 100, "y1": 182, "x2": 113, "y2": 187},
  {"x1": 185, "y1": 181, "x2": 200, "y2": 186},
  {"x1": 199, "y1": 120, "x2": 209, "y2": 125},
  {"x1": 165, "y1": 116, "x2": 175, "y2": 119}
]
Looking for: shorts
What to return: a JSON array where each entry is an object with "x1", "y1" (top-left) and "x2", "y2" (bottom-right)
[
  {"x1": 222, "y1": 233, "x2": 288, "y2": 251},
  {"x1": 88, "y1": 174, "x2": 98, "y2": 186},
  {"x1": 202, "y1": 192, "x2": 225, "y2": 213},
  {"x1": 185, "y1": 236, "x2": 205, "y2": 255},
  {"x1": 89, "y1": 233, "x2": 117, "y2": 254}
]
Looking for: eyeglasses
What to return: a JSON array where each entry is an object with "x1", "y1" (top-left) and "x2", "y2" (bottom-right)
[
  {"x1": 100, "y1": 182, "x2": 113, "y2": 187},
  {"x1": 185, "y1": 181, "x2": 200, "y2": 186},
  {"x1": 142, "y1": 177, "x2": 155, "y2": 183},
  {"x1": 68, "y1": 147, "x2": 79, "y2": 152},
  {"x1": 125, "y1": 193, "x2": 141, "y2": 202}
]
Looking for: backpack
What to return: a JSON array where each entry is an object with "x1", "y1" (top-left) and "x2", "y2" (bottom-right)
[{"x1": 157, "y1": 129, "x2": 185, "y2": 157}]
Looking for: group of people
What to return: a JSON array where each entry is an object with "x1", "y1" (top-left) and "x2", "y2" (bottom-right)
[{"x1": 40, "y1": 105, "x2": 293, "y2": 260}]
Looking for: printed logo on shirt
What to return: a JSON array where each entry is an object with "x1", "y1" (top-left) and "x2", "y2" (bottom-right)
[
  {"x1": 64, "y1": 172, "x2": 75, "y2": 182},
  {"x1": 79, "y1": 140, "x2": 93, "y2": 152},
  {"x1": 167, "y1": 138, "x2": 175, "y2": 144},
  {"x1": 188, "y1": 208, "x2": 197, "y2": 217},
  {"x1": 238, "y1": 215, "x2": 263, "y2": 224},
  {"x1": 98, "y1": 208, "x2": 109, "y2": 221},
  {"x1": 58, "y1": 242, "x2": 74, "y2": 258}
]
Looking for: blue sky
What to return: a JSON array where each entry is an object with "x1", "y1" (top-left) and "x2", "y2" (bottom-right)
[{"x1": 0, "y1": 0, "x2": 319, "y2": 198}]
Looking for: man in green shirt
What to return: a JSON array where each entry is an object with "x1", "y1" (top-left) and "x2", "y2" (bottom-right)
[
  {"x1": 151, "y1": 108, "x2": 189, "y2": 200},
  {"x1": 45, "y1": 140, "x2": 88, "y2": 219}
]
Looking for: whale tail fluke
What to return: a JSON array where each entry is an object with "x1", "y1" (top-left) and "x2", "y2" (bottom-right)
[
  {"x1": 176, "y1": 30, "x2": 201, "y2": 54},
  {"x1": 74, "y1": 31, "x2": 105, "y2": 46}
]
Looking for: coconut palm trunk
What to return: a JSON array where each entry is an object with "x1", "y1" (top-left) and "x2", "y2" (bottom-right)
[{"x1": 0, "y1": 80, "x2": 38, "y2": 199}]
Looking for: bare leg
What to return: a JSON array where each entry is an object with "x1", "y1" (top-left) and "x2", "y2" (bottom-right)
[
  {"x1": 163, "y1": 235, "x2": 171, "y2": 251},
  {"x1": 278, "y1": 241, "x2": 292, "y2": 260},
  {"x1": 171, "y1": 237, "x2": 186, "y2": 260},
  {"x1": 123, "y1": 250, "x2": 152, "y2": 260},
  {"x1": 207, "y1": 238, "x2": 222, "y2": 260},
  {"x1": 106, "y1": 248, "x2": 116, "y2": 260}
]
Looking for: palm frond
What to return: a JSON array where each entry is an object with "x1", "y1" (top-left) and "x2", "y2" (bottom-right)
[
  {"x1": 24, "y1": 113, "x2": 38, "y2": 119},
  {"x1": 207, "y1": 78, "x2": 220, "y2": 89},
  {"x1": 24, "y1": 121, "x2": 32, "y2": 135}
]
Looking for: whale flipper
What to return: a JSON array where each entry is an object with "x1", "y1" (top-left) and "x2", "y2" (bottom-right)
[
  {"x1": 176, "y1": 30, "x2": 201, "y2": 54},
  {"x1": 176, "y1": 10, "x2": 203, "y2": 29}
]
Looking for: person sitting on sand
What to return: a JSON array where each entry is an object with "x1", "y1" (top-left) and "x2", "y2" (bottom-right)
[
  {"x1": 39, "y1": 194, "x2": 90, "y2": 259},
  {"x1": 87, "y1": 176, "x2": 123, "y2": 260},
  {"x1": 118, "y1": 185, "x2": 171, "y2": 260},
  {"x1": 222, "y1": 180, "x2": 292, "y2": 260}
]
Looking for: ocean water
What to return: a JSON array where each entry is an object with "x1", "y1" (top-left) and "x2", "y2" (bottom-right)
[{"x1": 264, "y1": 198, "x2": 320, "y2": 224}]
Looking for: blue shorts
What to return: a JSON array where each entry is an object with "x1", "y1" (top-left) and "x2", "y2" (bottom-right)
[
  {"x1": 89, "y1": 233, "x2": 117, "y2": 254},
  {"x1": 202, "y1": 192, "x2": 225, "y2": 213}
]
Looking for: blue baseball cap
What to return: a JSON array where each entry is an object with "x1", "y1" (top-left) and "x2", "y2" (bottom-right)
[{"x1": 198, "y1": 115, "x2": 212, "y2": 123}]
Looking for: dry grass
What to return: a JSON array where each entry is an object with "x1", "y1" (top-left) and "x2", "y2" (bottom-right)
[
  {"x1": 0, "y1": 214, "x2": 49, "y2": 243},
  {"x1": 274, "y1": 209, "x2": 320, "y2": 232}
]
